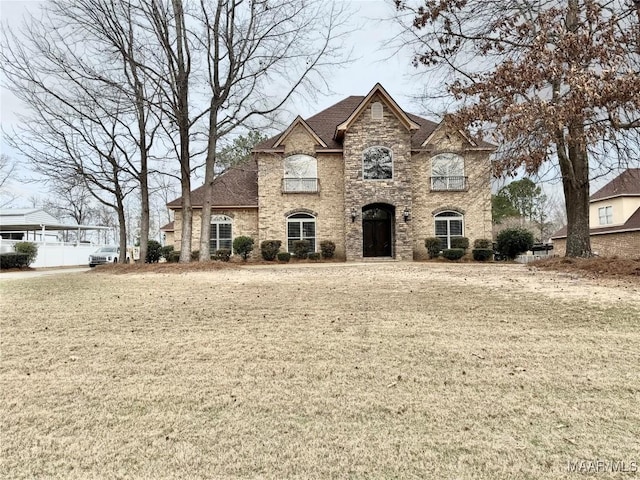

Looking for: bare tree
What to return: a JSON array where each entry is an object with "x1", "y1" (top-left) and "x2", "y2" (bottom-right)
[
  {"x1": 195, "y1": 0, "x2": 351, "y2": 260},
  {"x1": 0, "y1": 154, "x2": 17, "y2": 208},
  {"x1": 396, "y1": 0, "x2": 640, "y2": 257}
]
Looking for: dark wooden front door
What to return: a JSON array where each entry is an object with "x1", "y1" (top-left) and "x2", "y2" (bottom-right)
[{"x1": 362, "y1": 206, "x2": 393, "y2": 257}]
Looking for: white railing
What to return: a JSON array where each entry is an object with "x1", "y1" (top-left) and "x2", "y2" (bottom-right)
[
  {"x1": 282, "y1": 178, "x2": 319, "y2": 193},
  {"x1": 430, "y1": 176, "x2": 468, "y2": 191}
]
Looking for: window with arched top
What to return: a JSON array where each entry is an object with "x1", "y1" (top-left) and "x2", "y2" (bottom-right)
[
  {"x1": 286, "y1": 213, "x2": 316, "y2": 253},
  {"x1": 363, "y1": 146, "x2": 393, "y2": 180},
  {"x1": 371, "y1": 102, "x2": 383, "y2": 121},
  {"x1": 210, "y1": 215, "x2": 232, "y2": 252},
  {"x1": 283, "y1": 154, "x2": 318, "y2": 193},
  {"x1": 431, "y1": 153, "x2": 466, "y2": 191},
  {"x1": 434, "y1": 211, "x2": 464, "y2": 249}
]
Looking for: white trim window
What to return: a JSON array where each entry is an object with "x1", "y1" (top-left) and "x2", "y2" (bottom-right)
[
  {"x1": 434, "y1": 211, "x2": 464, "y2": 249},
  {"x1": 210, "y1": 215, "x2": 232, "y2": 252},
  {"x1": 431, "y1": 153, "x2": 466, "y2": 191},
  {"x1": 598, "y1": 206, "x2": 613, "y2": 225},
  {"x1": 283, "y1": 154, "x2": 318, "y2": 193},
  {"x1": 287, "y1": 213, "x2": 316, "y2": 252},
  {"x1": 363, "y1": 146, "x2": 393, "y2": 180}
]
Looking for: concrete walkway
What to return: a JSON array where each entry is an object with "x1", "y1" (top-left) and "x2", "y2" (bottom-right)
[{"x1": 0, "y1": 267, "x2": 89, "y2": 282}]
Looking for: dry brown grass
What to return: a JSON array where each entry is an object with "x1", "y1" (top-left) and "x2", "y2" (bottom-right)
[{"x1": 1, "y1": 262, "x2": 639, "y2": 479}]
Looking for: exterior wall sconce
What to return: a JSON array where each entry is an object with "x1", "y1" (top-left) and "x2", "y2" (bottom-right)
[
  {"x1": 351, "y1": 207, "x2": 358, "y2": 222},
  {"x1": 403, "y1": 207, "x2": 411, "y2": 222}
]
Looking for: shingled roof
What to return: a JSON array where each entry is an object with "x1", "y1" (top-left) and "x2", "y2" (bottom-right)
[
  {"x1": 590, "y1": 168, "x2": 640, "y2": 201},
  {"x1": 551, "y1": 206, "x2": 640, "y2": 239},
  {"x1": 254, "y1": 89, "x2": 494, "y2": 152},
  {"x1": 167, "y1": 160, "x2": 258, "y2": 209}
]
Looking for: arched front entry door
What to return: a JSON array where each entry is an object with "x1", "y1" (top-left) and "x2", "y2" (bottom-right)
[{"x1": 362, "y1": 203, "x2": 394, "y2": 257}]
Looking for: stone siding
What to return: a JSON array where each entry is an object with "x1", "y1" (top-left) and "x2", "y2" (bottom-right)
[
  {"x1": 343, "y1": 93, "x2": 414, "y2": 261},
  {"x1": 257, "y1": 150, "x2": 346, "y2": 258},
  {"x1": 172, "y1": 208, "x2": 258, "y2": 256},
  {"x1": 411, "y1": 129, "x2": 492, "y2": 259},
  {"x1": 552, "y1": 231, "x2": 640, "y2": 258}
]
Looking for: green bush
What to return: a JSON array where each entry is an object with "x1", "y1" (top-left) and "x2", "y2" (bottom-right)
[
  {"x1": 0, "y1": 253, "x2": 30, "y2": 269},
  {"x1": 260, "y1": 240, "x2": 281, "y2": 261},
  {"x1": 146, "y1": 240, "x2": 162, "y2": 263},
  {"x1": 292, "y1": 240, "x2": 311, "y2": 258},
  {"x1": 496, "y1": 227, "x2": 534, "y2": 260},
  {"x1": 473, "y1": 238, "x2": 493, "y2": 249},
  {"x1": 166, "y1": 250, "x2": 180, "y2": 263},
  {"x1": 233, "y1": 236, "x2": 254, "y2": 261},
  {"x1": 450, "y1": 237, "x2": 469, "y2": 250},
  {"x1": 191, "y1": 250, "x2": 200, "y2": 261},
  {"x1": 424, "y1": 237, "x2": 442, "y2": 259},
  {"x1": 472, "y1": 249, "x2": 493, "y2": 261},
  {"x1": 308, "y1": 252, "x2": 321, "y2": 261},
  {"x1": 277, "y1": 252, "x2": 291, "y2": 262},
  {"x1": 213, "y1": 249, "x2": 231, "y2": 262},
  {"x1": 320, "y1": 240, "x2": 336, "y2": 259},
  {"x1": 441, "y1": 248, "x2": 465, "y2": 261},
  {"x1": 14, "y1": 242, "x2": 38, "y2": 266},
  {"x1": 160, "y1": 245, "x2": 174, "y2": 261}
]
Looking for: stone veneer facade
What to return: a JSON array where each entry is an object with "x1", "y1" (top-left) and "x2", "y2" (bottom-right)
[{"x1": 171, "y1": 85, "x2": 494, "y2": 261}]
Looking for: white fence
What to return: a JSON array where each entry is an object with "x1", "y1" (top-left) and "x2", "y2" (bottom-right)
[{"x1": 0, "y1": 239, "x2": 101, "y2": 268}]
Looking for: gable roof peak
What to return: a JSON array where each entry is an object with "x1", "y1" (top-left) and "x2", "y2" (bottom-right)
[
  {"x1": 273, "y1": 115, "x2": 327, "y2": 148},
  {"x1": 334, "y1": 83, "x2": 421, "y2": 140}
]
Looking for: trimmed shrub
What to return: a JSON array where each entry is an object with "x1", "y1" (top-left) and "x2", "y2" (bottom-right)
[
  {"x1": 424, "y1": 237, "x2": 442, "y2": 259},
  {"x1": 308, "y1": 252, "x2": 321, "y2": 261},
  {"x1": 473, "y1": 238, "x2": 492, "y2": 249},
  {"x1": 496, "y1": 227, "x2": 534, "y2": 260},
  {"x1": 191, "y1": 250, "x2": 200, "y2": 261},
  {"x1": 320, "y1": 240, "x2": 336, "y2": 259},
  {"x1": 146, "y1": 240, "x2": 162, "y2": 263},
  {"x1": 166, "y1": 251, "x2": 181, "y2": 263},
  {"x1": 213, "y1": 249, "x2": 231, "y2": 262},
  {"x1": 233, "y1": 236, "x2": 255, "y2": 261},
  {"x1": 472, "y1": 249, "x2": 493, "y2": 261},
  {"x1": 277, "y1": 252, "x2": 291, "y2": 262},
  {"x1": 450, "y1": 237, "x2": 469, "y2": 250},
  {"x1": 292, "y1": 239, "x2": 311, "y2": 258},
  {"x1": 0, "y1": 253, "x2": 30, "y2": 269},
  {"x1": 160, "y1": 245, "x2": 174, "y2": 261},
  {"x1": 14, "y1": 242, "x2": 38, "y2": 266},
  {"x1": 260, "y1": 240, "x2": 281, "y2": 261},
  {"x1": 442, "y1": 248, "x2": 465, "y2": 261}
]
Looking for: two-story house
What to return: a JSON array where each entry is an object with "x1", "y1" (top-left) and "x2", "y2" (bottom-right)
[
  {"x1": 551, "y1": 168, "x2": 640, "y2": 257},
  {"x1": 166, "y1": 84, "x2": 494, "y2": 260}
]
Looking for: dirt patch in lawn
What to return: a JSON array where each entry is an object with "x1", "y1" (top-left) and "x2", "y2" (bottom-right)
[{"x1": 2, "y1": 262, "x2": 639, "y2": 479}]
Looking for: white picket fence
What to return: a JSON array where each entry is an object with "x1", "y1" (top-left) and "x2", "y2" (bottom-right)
[{"x1": 0, "y1": 239, "x2": 102, "y2": 268}]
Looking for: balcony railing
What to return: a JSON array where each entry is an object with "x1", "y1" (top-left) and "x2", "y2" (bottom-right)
[
  {"x1": 282, "y1": 178, "x2": 320, "y2": 193},
  {"x1": 430, "y1": 176, "x2": 468, "y2": 191}
]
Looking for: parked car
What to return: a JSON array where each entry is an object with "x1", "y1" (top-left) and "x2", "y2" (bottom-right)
[{"x1": 88, "y1": 246, "x2": 130, "y2": 267}]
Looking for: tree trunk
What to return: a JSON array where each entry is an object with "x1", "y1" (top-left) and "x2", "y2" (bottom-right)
[
  {"x1": 199, "y1": 102, "x2": 218, "y2": 261},
  {"x1": 115, "y1": 183, "x2": 128, "y2": 263},
  {"x1": 558, "y1": 124, "x2": 592, "y2": 257}
]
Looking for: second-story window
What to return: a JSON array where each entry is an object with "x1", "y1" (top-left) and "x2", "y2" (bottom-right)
[
  {"x1": 431, "y1": 153, "x2": 466, "y2": 191},
  {"x1": 363, "y1": 146, "x2": 393, "y2": 180},
  {"x1": 598, "y1": 206, "x2": 613, "y2": 225},
  {"x1": 283, "y1": 154, "x2": 318, "y2": 193}
]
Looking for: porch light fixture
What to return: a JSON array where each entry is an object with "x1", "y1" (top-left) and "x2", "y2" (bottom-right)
[
  {"x1": 403, "y1": 207, "x2": 411, "y2": 222},
  {"x1": 351, "y1": 207, "x2": 358, "y2": 222}
]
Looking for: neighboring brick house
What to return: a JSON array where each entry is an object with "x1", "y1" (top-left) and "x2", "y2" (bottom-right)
[
  {"x1": 167, "y1": 84, "x2": 494, "y2": 260},
  {"x1": 551, "y1": 168, "x2": 640, "y2": 257}
]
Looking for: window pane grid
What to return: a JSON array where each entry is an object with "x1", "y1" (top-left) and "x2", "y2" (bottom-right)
[{"x1": 287, "y1": 215, "x2": 316, "y2": 253}]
